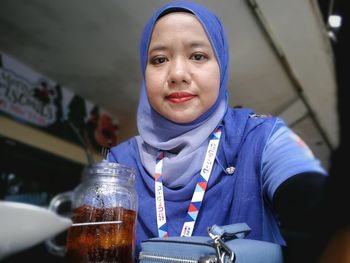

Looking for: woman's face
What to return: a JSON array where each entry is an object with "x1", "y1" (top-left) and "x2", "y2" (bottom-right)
[{"x1": 145, "y1": 12, "x2": 220, "y2": 123}]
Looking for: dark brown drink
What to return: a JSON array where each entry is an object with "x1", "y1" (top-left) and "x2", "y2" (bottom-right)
[{"x1": 65, "y1": 205, "x2": 136, "y2": 263}]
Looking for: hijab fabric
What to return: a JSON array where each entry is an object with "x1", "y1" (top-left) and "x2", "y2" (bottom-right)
[{"x1": 136, "y1": 1, "x2": 230, "y2": 188}]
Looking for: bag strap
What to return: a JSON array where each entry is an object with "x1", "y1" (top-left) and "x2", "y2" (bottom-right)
[{"x1": 208, "y1": 223, "x2": 251, "y2": 241}]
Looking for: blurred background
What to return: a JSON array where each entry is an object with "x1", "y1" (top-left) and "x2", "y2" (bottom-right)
[{"x1": 0, "y1": 0, "x2": 347, "y2": 261}]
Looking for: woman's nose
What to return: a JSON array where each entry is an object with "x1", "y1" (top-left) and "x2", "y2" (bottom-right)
[{"x1": 167, "y1": 58, "x2": 191, "y2": 85}]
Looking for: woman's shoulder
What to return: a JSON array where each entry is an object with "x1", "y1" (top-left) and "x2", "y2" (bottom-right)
[
  {"x1": 108, "y1": 136, "x2": 139, "y2": 163},
  {"x1": 225, "y1": 107, "x2": 276, "y2": 119},
  {"x1": 224, "y1": 107, "x2": 280, "y2": 131},
  {"x1": 113, "y1": 136, "x2": 138, "y2": 150}
]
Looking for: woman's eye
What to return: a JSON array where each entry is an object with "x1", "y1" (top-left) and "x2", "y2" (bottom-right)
[
  {"x1": 151, "y1": 57, "x2": 168, "y2": 65},
  {"x1": 191, "y1": 53, "x2": 207, "y2": 61}
]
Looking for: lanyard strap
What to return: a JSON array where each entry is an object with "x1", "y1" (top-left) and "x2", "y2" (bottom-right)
[
  {"x1": 155, "y1": 128, "x2": 222, "y2": 238},
  {"x1": 155, "y1": 151, "x2": 168, "y2": 238}
]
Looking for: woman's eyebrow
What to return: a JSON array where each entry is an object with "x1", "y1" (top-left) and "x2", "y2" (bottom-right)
[
  {"x1": 148, "y1": 45, "x2": 167, "y2": 54},
  {"x1": 189, "y1": 41, "x2": 211, "y2": 49},
  {"x1": 148, "y1": 41, "x2": 211, "y2": 54}
]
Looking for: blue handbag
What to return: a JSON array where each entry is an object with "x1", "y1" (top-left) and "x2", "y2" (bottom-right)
[{"x1": 139, "y1": 223, "x2": 284, "y2": 263}]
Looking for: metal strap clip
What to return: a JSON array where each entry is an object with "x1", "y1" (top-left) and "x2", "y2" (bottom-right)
[{"x1": 208, "y1": 231, "x2": 235, "y2": 263}]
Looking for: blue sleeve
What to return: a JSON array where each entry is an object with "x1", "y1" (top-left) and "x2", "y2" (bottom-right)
[{"x1": 262, "y1": 118, "x2": 327, "y2": 203}]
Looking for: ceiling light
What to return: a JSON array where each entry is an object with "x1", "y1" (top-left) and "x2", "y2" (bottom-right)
[{"x1": 328, "y1": 15, "x2": 342, "y2": 28}]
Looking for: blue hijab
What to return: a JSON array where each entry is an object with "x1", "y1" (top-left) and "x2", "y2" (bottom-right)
[{"x1": 136, "y1": 1, "x2": 230, "y2": 188}]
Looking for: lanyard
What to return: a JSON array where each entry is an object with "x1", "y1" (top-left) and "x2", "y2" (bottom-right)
[{"x1": 155, "y1": 128, "x2": 222, "y2": 238}]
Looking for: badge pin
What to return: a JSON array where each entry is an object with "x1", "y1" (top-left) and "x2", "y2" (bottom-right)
[{"x1": 225, "y1": 166, "x2": 235, "y2": 175}]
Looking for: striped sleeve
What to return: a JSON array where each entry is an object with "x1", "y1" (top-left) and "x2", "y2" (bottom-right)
[{"x1": 262, "y1": 118, "x2": 327, "y2": 203}]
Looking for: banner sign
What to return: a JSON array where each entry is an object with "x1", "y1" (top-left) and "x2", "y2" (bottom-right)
[{"x1": 0, "y1": 51, "x2": 119, "y2": 154}]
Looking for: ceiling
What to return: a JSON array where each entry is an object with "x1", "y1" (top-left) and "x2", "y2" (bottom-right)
[{"x1": 0, "y1": 0, "x2": 338, "y2": 168}]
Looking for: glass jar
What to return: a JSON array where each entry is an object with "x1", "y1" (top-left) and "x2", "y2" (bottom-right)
[{"x1": 46, "y1": 161, "x2": 137, "y2": 263}]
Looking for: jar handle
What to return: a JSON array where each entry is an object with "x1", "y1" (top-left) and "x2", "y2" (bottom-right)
[{"x1": 45, "y1": 191, "x2": 73, "y2": 257}]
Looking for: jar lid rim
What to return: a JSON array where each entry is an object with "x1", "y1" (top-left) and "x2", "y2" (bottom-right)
[{"x1": 84, "y1": 161, "x2": 136, "y2": 177}]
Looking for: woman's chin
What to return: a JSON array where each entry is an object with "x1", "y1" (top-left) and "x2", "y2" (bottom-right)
[{"x1": 165, "y1": 113, "x2": 199, "y2": 124}]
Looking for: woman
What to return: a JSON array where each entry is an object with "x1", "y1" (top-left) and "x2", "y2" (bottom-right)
[{"x1": 108, "y1": 1, "x2": 327, "y2": 261}]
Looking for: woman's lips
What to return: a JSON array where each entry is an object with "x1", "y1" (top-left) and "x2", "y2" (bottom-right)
[{"x1": 166, "y1": 92, "x2": 195, "y2": 103}]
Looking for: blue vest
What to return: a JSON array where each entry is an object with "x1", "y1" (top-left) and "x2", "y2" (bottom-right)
[{"x1": 109, "y1": 108, "x2": 283, "y2": 254}]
